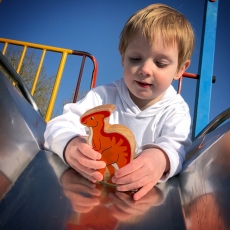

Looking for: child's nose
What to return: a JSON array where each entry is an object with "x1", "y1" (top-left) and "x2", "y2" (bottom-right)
[{"x1": 139, "y1": 60, "x2": 153, "y2": 76}]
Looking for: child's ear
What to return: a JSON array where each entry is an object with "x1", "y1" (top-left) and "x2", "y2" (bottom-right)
[{"x1": 174, "y1": 60, "x2": 191, "y2": 80}]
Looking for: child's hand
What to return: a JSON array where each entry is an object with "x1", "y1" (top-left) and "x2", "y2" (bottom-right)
[
  {"x1": 64, "y1": 136, "x2": 106, "y2": 183},
  {"x1": 60, "y1": 168, "x2": 101, "y2": 213},
  {"x1": 111, "y1": 148, "x2": 169, "y2": 201},
  {"x1": 108, "y1": 186, "x2": 163, "y2": 221}
]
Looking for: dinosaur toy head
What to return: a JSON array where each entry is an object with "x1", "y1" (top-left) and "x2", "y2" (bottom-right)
[
  {"x1": 80, "y1": 104, "x2": 115, "y2": 128},
  {"x1": 80, "y1": 111, "x2": 110, "y2": 128}
]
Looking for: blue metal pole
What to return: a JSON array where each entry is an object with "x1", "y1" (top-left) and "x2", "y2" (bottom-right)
[{"x1": 193, "y1": 0, "x2": 219, "y2": 138}]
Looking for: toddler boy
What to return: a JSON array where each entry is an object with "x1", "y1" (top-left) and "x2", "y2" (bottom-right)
[{"x1": 44, "y1": 3, "x2": 194, "y2": 200}]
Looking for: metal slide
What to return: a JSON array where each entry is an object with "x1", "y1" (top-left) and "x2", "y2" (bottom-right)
[{"x1": 0, "y1": 53, "x2": 230, "y2": 229}]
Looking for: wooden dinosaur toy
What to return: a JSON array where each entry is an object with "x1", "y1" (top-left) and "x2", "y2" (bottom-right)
[{"x1": 80, "y1": 104, "x2": 136, "y2": 186}]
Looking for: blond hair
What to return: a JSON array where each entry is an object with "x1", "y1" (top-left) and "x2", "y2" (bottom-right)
[{"x1": 119, "y1": 4, "x2": 195, "y2": 69}]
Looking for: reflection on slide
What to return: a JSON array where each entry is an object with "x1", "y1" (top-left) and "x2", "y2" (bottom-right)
[{"x1": 61, "y1": 169, "x2": 163, "y2": 229}]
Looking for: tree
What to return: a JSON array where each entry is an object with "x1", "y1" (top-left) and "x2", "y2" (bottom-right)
[
  {"x1": 4, "y1": 46, "x2": 90, "y2": 119},
  {"x1": 62, "y1": 90, "x2": 88, "y2": 105},
  {"x1": 4, "y1": 46, "x2": 55, "y2": 117}
]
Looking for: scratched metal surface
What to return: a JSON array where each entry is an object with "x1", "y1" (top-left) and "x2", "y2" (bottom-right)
[{"x1": 0, "y1": 68, "x2": 230, "y2": 229}]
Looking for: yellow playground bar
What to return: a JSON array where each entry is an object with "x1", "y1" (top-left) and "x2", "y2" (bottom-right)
[
  {"x1": 0, "y1": 38, "x2": 200, "y2": 122},
  {"x1": 0, "y1": 38, "x2": 98, "y2": 122}
]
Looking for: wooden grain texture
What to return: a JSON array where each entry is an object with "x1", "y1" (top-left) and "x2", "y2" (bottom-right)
[{"x1": 80, "y1": 104, "x2": 136, "y2": 186}]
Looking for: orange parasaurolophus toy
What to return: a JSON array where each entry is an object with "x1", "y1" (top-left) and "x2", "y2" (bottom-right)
[{"x1": 80, "y1": 104, "x2": 136, "y2": 186}]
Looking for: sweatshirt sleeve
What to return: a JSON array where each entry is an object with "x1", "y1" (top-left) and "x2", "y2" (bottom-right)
[
  {"x1": 140, "y1": 110, "x2": 192, "y2": 182},
  {"x1": 44, "y1": 89, "x2": 101, "y2": 164}
]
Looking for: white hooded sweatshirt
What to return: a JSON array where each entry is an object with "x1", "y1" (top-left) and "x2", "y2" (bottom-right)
[{"x1": 44, "y1": 78, "x2": 191, "y2": 182}]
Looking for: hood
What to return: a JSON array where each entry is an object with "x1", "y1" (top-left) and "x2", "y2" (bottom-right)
[{"x1": 113, "y1": 78, "x2": 185, "y2": 118}]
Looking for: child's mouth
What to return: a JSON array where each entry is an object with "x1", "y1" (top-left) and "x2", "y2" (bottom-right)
[{"x1": 136, "y1": 81, "x2": 152, "y2": 88}]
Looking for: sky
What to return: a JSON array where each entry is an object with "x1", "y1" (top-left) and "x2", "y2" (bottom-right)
[{"x1": 0, "y1": 0, "x2": 229, "y2": 132}]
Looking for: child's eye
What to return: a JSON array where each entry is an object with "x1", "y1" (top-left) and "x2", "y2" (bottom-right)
[
  {"x1": 156, "y1": 62, "x2": 168, "y2": 68},
  {"x1": 129, "y1": 57, "x2": 141, "y2": 62}
]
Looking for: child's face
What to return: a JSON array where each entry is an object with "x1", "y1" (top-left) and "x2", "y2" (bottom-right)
[{"x1": 122, "y1": 31, "x2": 190, "y2": 110}]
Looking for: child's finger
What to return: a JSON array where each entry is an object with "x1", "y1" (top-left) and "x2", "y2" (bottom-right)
[
  {"x1": 116, "y1": 175, "x2": 148, "y2": 192},
  {"x1": 112, "y1": 164, "x2": 147, "y2": 185},
  {"x1": 109, "y1": 192, "x2": 138, "y2": 215},
  {"x1": 70, "y1": 157, "x2": 104, "y2": 181},
  {"x1": 76, "y1": 168, "x2": 102, "y2": 183},
  {"x1": 109, "y1": 205, "x2": 132, "y2": 221},
  {"x1": 72, "y1": 205, "x2": 94, "y2": 214},
  {"x1": 114, "y1": 157, "x2": 143, "y2": 178},
  {"x1": 78, "y1": 143, "x2": 102, "y2": 160},
  {"x1": 133, "y1": 182, "x2": 155, "y2": 201},
  {"x1": 74, "y1": 150, "x2": 106, "y2": 169}
]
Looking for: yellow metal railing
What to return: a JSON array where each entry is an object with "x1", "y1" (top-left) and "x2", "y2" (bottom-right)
[
  {"x1": 1, "y1": 38, "x2": 206, "y2": 122},
  {"x1": 0, "y1": 38, "x2": 98, "y2": 122}
]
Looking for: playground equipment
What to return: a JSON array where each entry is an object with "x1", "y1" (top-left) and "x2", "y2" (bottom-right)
[
  {"x1": 0, "y1": 1, "x2": 219, "y2": 137},
  {"x1": 0, "y1": 38, "x2": 202, "y2": 126},
  {"x1": 0, "y1": 38, "x2": 98, "y2": 122},
  {"x1": 1, "y1": 0, "x2": 230, "y2": 229},
  {"x1": 0, "y1": 51, "x2": 229, "y2": 229}
]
